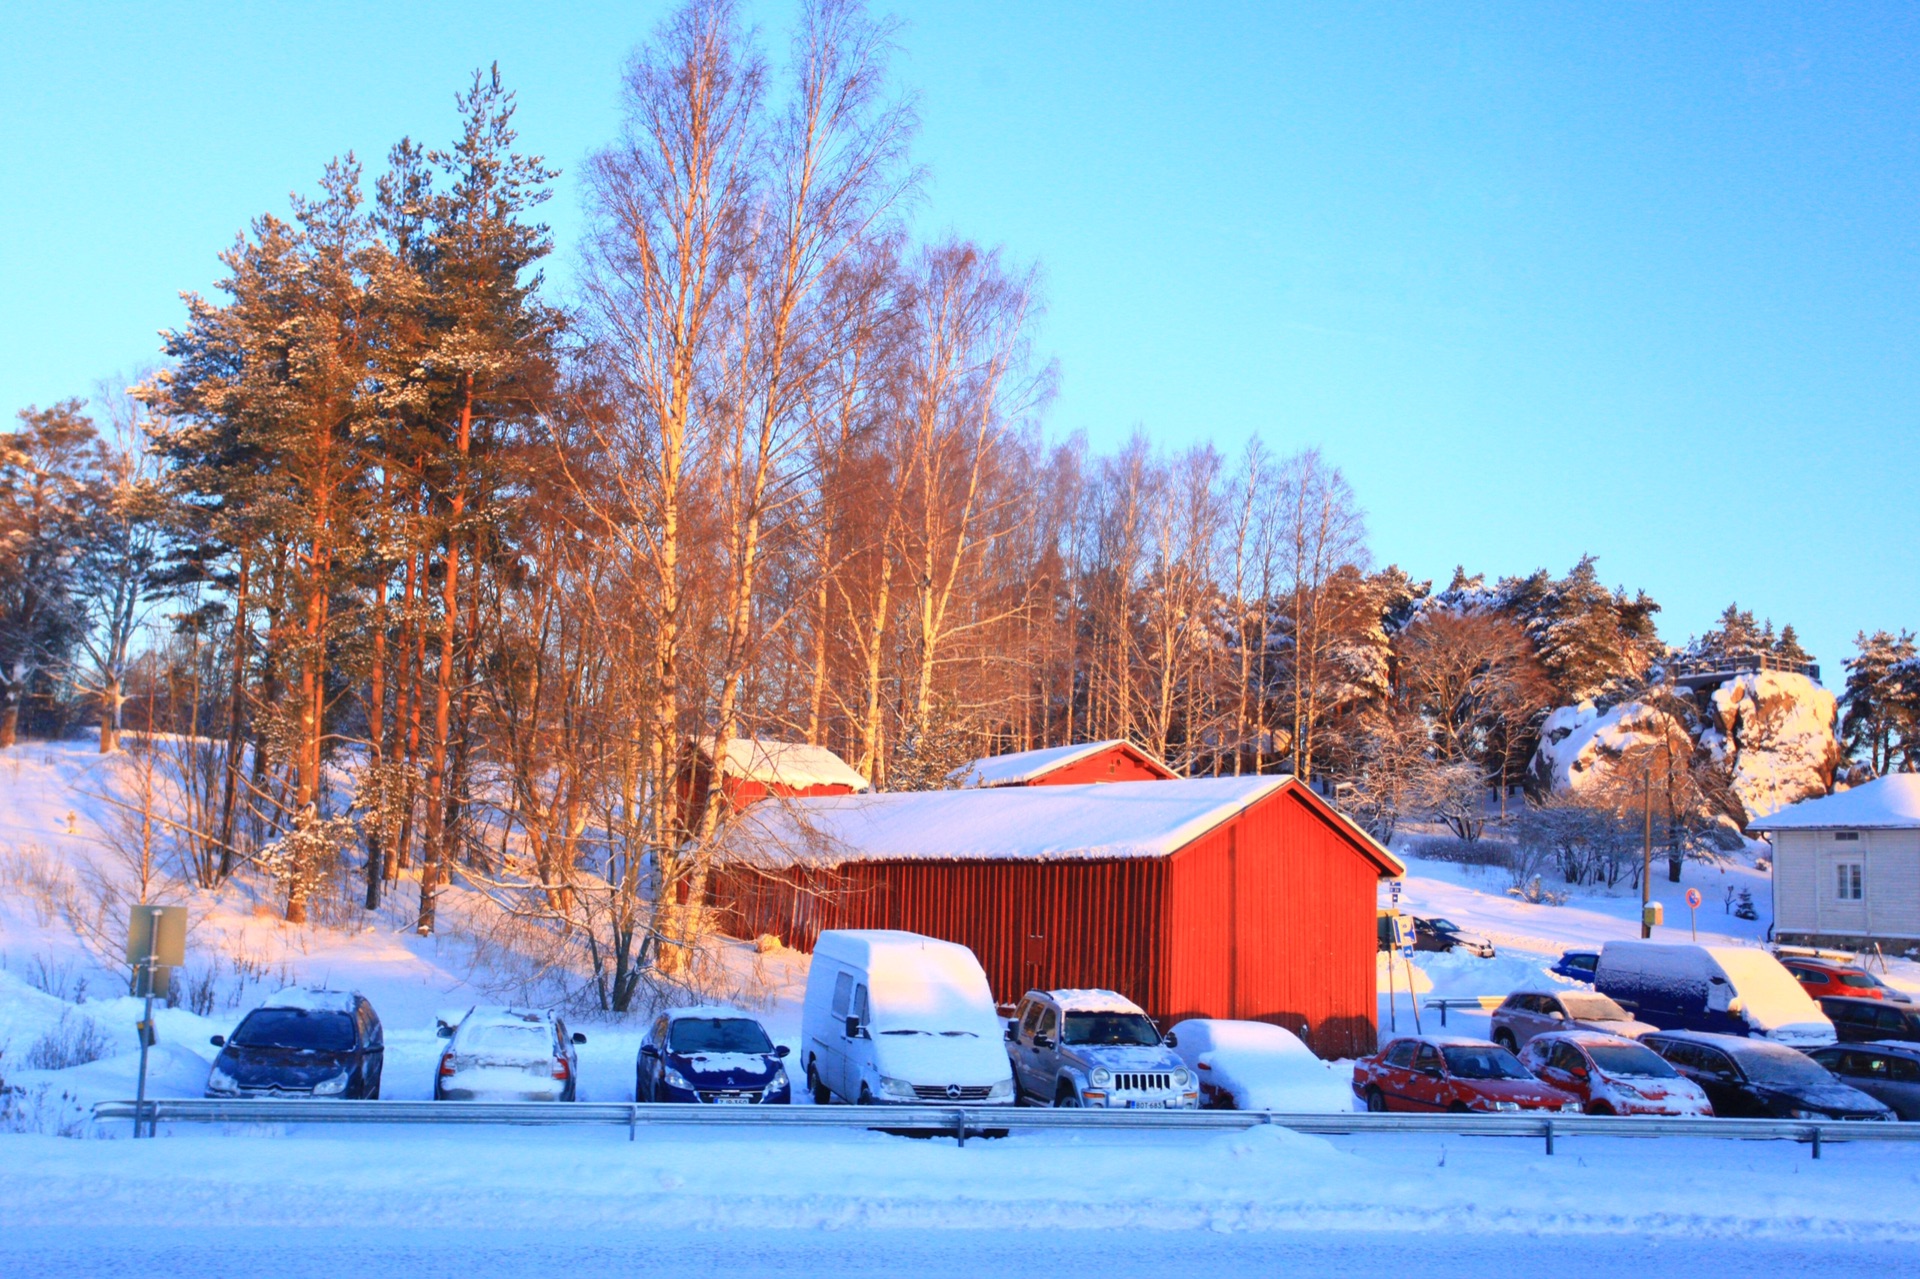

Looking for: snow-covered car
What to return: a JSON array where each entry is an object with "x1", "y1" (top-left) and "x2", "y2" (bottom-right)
[
  {"x1": 1006, "y1": 989, "x2": 1197, "y2": 1109},
  {"x1": 1518, "y1": 1030, "x2": 1713, "y2": 1116},
  {"x1": 1596, "y1": 942, "x2": 1835, "y2": 1047},
  {"x1": 1644, "y1": 1030, "x2": 1893, "y2": 1121},
  {"x1": 638, "y1": 1006, "x2": 791, "y2": 1104},
  {"x1": 1490, "y1": 989, "x2": 1659, "y2": 1053},
  {"x1": 206, "y1": 988, "x2": 383, "y2": 1099},
  {"x1": 434, "y1": 1007, "x2": 584, "y2": 1101},
  {"x1": 1413, "y1": 917, "x2": 1496, "y2": 958},
  {"x1": 1164, "y1": 1018, "x2": 1351, "y2": 1112},
  {"x1": 1352, "y1": 1035, "x2": 1579, "y2": 1114}
]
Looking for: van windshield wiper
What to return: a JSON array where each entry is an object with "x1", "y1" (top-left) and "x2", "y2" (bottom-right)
[{"x1": 877, "y1": 1029, "x2": 978, "y2": 1037}]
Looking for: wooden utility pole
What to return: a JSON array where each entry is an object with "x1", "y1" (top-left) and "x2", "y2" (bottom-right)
[{"x1": 1640, "y1": 761, "x2": 1654, "y2": 939}]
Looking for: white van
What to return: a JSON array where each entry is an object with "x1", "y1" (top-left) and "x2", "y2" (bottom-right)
[{"x1": 800, "y1": 930, "x2": 1016, "y2": 1105}]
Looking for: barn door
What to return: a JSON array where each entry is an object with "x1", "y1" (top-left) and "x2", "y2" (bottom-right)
[{"x1": 1021, "y1": 866, "x2": 1048, "y2": 996}]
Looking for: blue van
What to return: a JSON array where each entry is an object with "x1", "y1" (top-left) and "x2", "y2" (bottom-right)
[{"x1": 1593, "y1": 942, "x2": 1834, "y2": 1048}]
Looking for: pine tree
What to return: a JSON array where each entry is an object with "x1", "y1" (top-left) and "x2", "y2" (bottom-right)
[
  {"x1": 1842, "y1": 629, "x2": 1919, "y2": 775},
  {"x1": 1773, "y1": 623, "x2": 1812, "y2": 668}
]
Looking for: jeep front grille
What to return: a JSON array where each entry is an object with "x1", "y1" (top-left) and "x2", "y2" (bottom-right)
[{"x1": 1110, "y1": 1072, "x2": 1173, "y2": 1093}]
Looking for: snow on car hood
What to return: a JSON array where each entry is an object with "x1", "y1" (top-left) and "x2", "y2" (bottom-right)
[
  {"x1": 674, "y1": 1051, "x2": 779, "y2": 1085},
  {"x1": 1059, "y1": 1044, "x2": 1184, "y2": 1073},
  {"x1": 871, "y1": 1031, "x2": 1013, "y2": 1087}
]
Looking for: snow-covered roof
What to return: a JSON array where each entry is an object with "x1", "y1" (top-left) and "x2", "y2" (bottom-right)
[
  {"x1": 947, "y1": 739, "x2": 1172, "y2": 788},
  {"x1": 719, "y1": 775, "x2": 1403, "y2": 874},
  {"x1": 1382, "y1": 1033, "x2": 1501, "y2": 1049},
  {"x1": 458, "y1": 1006, "x2": 552, "y2": 1028},
  {"x1": 663, "y1": 1004, "x2": 760, "y2": 1022},
  {"x1": 261, "y1": 987, "x2": 358, "y2": 1013},
  {"x1": 1530, "y1": 1029, "x2": 1647, "y2": 1047},
  {"x1": 1046, "y1": 989, "x2": 1145, "y2": 1015},
  {"x1": 1747, "y1": 773, "x2": 1920, "y2": 831},
  {"x1": 696, "y1": 737, "x2": 868, "y2": 792}
]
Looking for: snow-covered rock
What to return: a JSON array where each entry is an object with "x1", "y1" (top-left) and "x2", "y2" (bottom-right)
[
  {"x1": 1528, "y1": 700, "x2": 1691, "y2": 796},
  {"x1": 1701, "y1": 671, "x2": 1841, "y2": 824}
]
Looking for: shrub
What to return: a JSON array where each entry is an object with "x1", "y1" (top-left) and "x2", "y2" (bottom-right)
[
  {"x1": 25, "y1": 1010, "x2": 112, "y2": 1071},
  {"x1": 1405, "y1": 835, "x2": 1511, "y2": 869}
]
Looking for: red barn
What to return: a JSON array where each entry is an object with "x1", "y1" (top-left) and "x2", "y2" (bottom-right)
[
  {"x1": 674, "y1": 737, "x2": 868, "y2": 833},
  {"x1": 710, "y1": 776, "x2": 1402, "y2": 1058},
  {"x1": 948, "y1": 738, "x2": 1176, "y2": 788}
]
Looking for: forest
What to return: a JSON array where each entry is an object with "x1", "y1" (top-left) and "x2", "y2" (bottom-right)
[{"x1": 4, "y1": 0, "x2": 1916, "y2": 1010}]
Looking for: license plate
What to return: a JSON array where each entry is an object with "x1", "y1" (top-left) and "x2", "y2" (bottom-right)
[
  {"x1": 711, "y1": 1094, "x2": 753, "y2": 1104},
  {"x1": 1125, "y1": 1100, "x2": 1166, "y2": 1109}
]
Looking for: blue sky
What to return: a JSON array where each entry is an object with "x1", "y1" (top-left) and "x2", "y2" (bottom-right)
[{"x1": 4, "y1": 2, "x2": 1916, "y2": 677}]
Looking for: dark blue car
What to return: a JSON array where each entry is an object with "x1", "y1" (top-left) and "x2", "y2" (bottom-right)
[
  {"x1": 206, "y1": 989, "x2": 384, "y2": 1099},
  {"x1": 637, "y1": 1006, "x2": 790, "y2": 1104},
  {"x1": 1552, "y1": 950, "x2": 1599, "y2": 983}
]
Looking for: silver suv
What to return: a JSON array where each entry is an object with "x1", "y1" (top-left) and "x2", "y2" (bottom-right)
[{"x1": 1005, "y1": 989, "x2": 1198, "y2": 1108}]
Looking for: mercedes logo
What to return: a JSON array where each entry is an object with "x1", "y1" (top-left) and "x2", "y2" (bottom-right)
[{"x1": 945, "y1": 1083, "x2": 962, "y2": 1100}]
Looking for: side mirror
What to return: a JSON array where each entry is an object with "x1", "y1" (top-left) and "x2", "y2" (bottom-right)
[
  {"x1": 572, "y1": 1032, "x2": 588, "y2": 1045},
  {"x1": 640, "y1": 1044, "x2": 659, "y2": 1058},
  {"x1": 1034, "y1": 1035, "x2": 1055, "y2": 1050},
  {"x1": 844, "y1": 1016, "x2": 863, "y2": 1039},
  {"x1": 774, "y1": 1044, "x2": 790, "y2": 1058},
  {"x1": 435, "y1": 1023, "x2": 454, "y2": 1039},
  {"x1": 1572, "y1": 1065, "x2": 1590, "y2": 1080},
  {"x1": 1549, "y1": 1010, "x2": 1565, "y2": 1021},
  {"x1": 209, "y1": 1034, "x2": 225, "y2": 1048},
  {"x1": 1163, "y1": 1031, "x2": 1179, "y2": 1048},
  {"x1": 1005, "y1": 1018, "x2": 1019, "y2": 1041},
  {"x1": 1727, "y1": 998, "x2": 1745, "y2": 1017}
]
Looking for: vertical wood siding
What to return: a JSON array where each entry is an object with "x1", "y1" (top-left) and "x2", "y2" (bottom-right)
[{"x1": 1021, "y1": 744, "x2": 1174, "y2": 786}]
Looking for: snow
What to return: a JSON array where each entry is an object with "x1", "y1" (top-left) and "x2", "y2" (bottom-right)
[
  {"x1": 1166, "y1": 1019, "x2": 1352, "y2": 1112},
  {"x1": 1749, "y1": 772, "x2": 1920, "y2": 830},
  {"x1": 1530, "y1": 699, "x2": 1684, "y2": 794},
  {"x1": 1703, "y1": 671, "x2": 1842, "y2": 822},
  {"x1": 822, "y1": 932, "x2": 1003, "y2": 1039},
  {"x1": 948, "y1": 740, "x2": 1166, "y2": 787},
  {"x1": 1049, "y1": 988, "x2": 1144, "y2": 1014},
  {"x1": 701, "y1": 737, "x2": 868, "y2": 792},
  {"x1": 664, "y1": 1004, "x2": 763, "y2": 1023},
  {"x1": 259, "y1": 986, "x2": 359, "y2": 1013},
  {"x1": 1707, "y1": 946, "x2": 1833, "y2": 1039},
  {"x1": 722, "y1": 776, "x2": 1287, "y2": 867}
]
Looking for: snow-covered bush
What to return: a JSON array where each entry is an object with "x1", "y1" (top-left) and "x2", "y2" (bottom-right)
[
  {"x1": 1403, "y1": 834, "x2": 1510, "y2": 870},
  {"x1": 24, "y1": 1009, "x2": 111, "y2": 1071}
]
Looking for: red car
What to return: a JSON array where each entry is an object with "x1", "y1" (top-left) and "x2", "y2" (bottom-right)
[
  {"x1": 1780, "y1": 957, "x2": 1906, "y2": 1003},
  {"x1": 1353, "y1": 1035, "x2": 1580, "y2": 1114},
  {"x1": 1517, "y1": 1031, "x2": 1714, "y2": 1116}
]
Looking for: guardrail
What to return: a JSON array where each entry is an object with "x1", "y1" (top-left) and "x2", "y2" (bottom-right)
[
  {"x1": 1422, "y1": 997, "x2": 1503, "y2": 1027},
  {"x1": 91, "y1": 1098, "x2": 1920, "y2": 1157}
]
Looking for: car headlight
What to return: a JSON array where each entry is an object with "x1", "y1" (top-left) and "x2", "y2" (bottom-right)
[
  {"x1": 768, "y1": 1066, "x2": 789, "y2": 1090},
  {"x1": 1786, "y1": 1107, "x2": 1817, "y2": 1120},
  {"x1": 1173, "y1": 1068, "x2": 1192, "y2": 1088},
  {"x1": 1560, "y1": 1102, "x2": 1581, "y2": 1113},
  {"x1": 987, "y1": 1077, "x2": 1014, "y2": 1100},
  {"x1": 879, "y1": 1076, "x2": 918, "y2": 1101},
  {"x1": 1493, "y1": 1100, "x2": 1520, "y2": 1112},
  {"x1": 206, "y1": 1065, "x2": 237, "y2": 1093},
  {"x1": 313, "y1": 1072, "x2": 350, "y2": 1096},
  {"x1": 1090, "y1": 1067, "x2": 1113, "y2": 1088},
  {"x1": 661, "y1": 1065, "x2": 694, "y2": 1091}
]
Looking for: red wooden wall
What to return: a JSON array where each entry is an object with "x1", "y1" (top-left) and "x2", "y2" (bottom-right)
[
  {"x1": 1021, "y1": 742, "x2": 1174, "y2": 786},
  {"x1": 709, "y1": 783, "x2": 1387, "y2": 1059}
]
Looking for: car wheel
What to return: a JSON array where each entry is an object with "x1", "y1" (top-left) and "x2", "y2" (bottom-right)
[
  {"x1": 808, "y1": 1059, "x2": 832, "y2": 1106},
  {"x1": 367, "y1": 1079, "x2": 380, "y2": 1101},
  {"x1": 858, "y1": 1083, "x2": 874, "y2": 1105},
  {"x1": 1585, "y1": 1101, "x2": 1614, "y2": 1116},
  {"x1": 1055, "y1": 1081, "x2": 1081, "y2": 1108},
  {"x1": 1493, "y1": 1030, "x2": 1518, "y2": 1053},
  {"x1": 1447, "y1": 1101, "x2": 1471, "y2": 1114},
  {"x1": 1365, "y1": 1086, "x2": 1387, "y2": 1113}
]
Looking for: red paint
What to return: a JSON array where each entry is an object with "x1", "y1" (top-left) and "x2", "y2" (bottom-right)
[
  {"x1": 710, "y1": 778, "x2": 1398, "y2": 1058},
  {"x1": 674, "y1": 749, "x2": 861, "y2": 833},
  {"x1": 1021, "y1": 743, "x2": 1177, "y2": 786}
]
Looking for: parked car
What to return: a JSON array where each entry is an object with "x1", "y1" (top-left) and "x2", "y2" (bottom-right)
[
  {"x1": 1413, "y1": 917, "x2": 1496, "y2": 958},
  {"x1": 1782, "y1": 957, "x2": 1910, "y2": 1004},
  {"x1": 1165, "y1": 1018, "x2": 1353, "y2": 1112},
  {"x1": 1642, "y1": 1030, "x2": 1893, "y2": 1120},
  {"x1": 1806, "y1": 1042, "x2": 1920, "y2": 1120},
  {"x1": 1551, "y1": 950, "x2": 1599, "y2": 983},
  {"x1": 1517, "y1": 1030, "x2": 1712, "y2": 1116},
  {"x1": 638, "y1": 1006, "x2": 790, "y2": 1104},
  {"x1": 434, "y1": 1007, "x2": 584, "y2": 1101},
  {"x1": 1594, "y1": 942, "x2": 1834, "y2": 1047},
  {"x1": 801, "y1": 929, "x2": 1015, "y2": 1105},
  {"x1": 1490, "y1": 989, "x2": 1659, "y2": 1053},
  {"x1": 1352, "y1": 1035, "x2": 1579, "y2": 1114},
  {"x1": 1820, "y1": 995, "x2": 1920, "y2": 1045},
  {"x1": 1005, "y1": 989, "x2": 1197, "y2": 1109},
  {"x1": 206, "y1": 988, "x2": 383, "y2": 1099}
]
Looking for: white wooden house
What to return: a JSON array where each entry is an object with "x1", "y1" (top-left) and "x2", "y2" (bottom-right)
[{"x1": 1749, "y1": 774, "x2": 1920, "y2": 951}]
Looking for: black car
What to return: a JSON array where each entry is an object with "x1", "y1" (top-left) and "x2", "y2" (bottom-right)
[
  {"x1": 1413, "y1": 917, "x2": 1496, "y2": 958},
  {"x1": 1820, "y1": 995, "x2": 1920, "y2": 1045},
  {"x1": 1643, "y1": 1030, "x2": 1891, "y2": 1121},
  {"x1": 1807, "y1": 1042, "x2": 1920, "y2": 1120},
  {"x1": 206, "y1": 989, "x2": 384, "y2": 1099}
]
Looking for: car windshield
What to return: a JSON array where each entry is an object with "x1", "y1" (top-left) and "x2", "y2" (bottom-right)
[
  {"x1": 1062, "y1": 1012, "x2": 1161, "y2": 1046},
  {"x1": 1737, "y1": 1047, "x2": 1836, "y2": 1087},
  {"x1": 1838, "y1": 972, "x2": 1876, "y2": 988},
  {"x1": 1441, "y1": 1045, "x2": 1532, "y2": 1080},
  {"x1": 1560, "y1": 993, "x2": 1631, "y2": 1021},
  {"x1": 231, "y1": 1008, "x2": 355, "y2": 1052},
  {"x1": 1585, "y1": 1042, "x2": 1678, "y2": 1079},
  {"x1": 669, "y1": 1018, "x2": 773, "y2": 1055},
  {"x1": 463, "y1": 1023, "x2": 551, "y2": 1057},
  {"x1": 1425, "y1": 919, "x2": 1458, "y2": 932}
]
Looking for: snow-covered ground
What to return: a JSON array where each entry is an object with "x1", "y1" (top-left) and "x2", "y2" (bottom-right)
[{"x1": 6, "y1": 737, "x2": 1920, "y2": 1272}]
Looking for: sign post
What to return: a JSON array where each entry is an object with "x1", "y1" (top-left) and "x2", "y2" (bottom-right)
[
  {"x1": 1685, "y1": 887, "x2": 1703, "y2": 942},
  {"x1": 125, "y1": 904, "x2": 185, "y2": 1138}
]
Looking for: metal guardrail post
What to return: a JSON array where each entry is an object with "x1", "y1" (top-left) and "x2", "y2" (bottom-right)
[
  {"x1": 1543, "y1": 1118, "x2": 1553, "y2": 1156},
  {"x1": 1811, "y1": 1125, "x2": 1821, "y2": 1159}
]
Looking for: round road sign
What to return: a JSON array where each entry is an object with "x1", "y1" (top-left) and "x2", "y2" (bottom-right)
[{"x1": 1684, "y1": 887, "x2": 1703, "y2": 909}]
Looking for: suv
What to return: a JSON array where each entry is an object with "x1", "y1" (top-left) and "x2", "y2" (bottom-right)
[
  {"x1": 1490, "y1": 990, "x2": 1658, "y2": 1053},
  {"x1": 1005, "y1": 989, "x2": 1197, "y2": 1109},
  {"x1": 1413, "y1": 917, "x2": 1496, "y2": 958},
  {"x1": 206, "y1": 988, "x2": 384, "y2": 1099},
  {"x1": 1820, "y1": 995, "x2": 1920, "y2": 1045},
  {"x1": 1781, "y1": 957, "x2": 1909, "y2": 1003},
  {"x1": 1807, "y1": 1042, "x2": 1920, "y2": 1120}
]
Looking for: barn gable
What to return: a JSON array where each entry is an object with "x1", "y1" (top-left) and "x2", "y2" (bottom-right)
[{"x1": 948, "y1": 739, "x2": 1176, "y2": 788}]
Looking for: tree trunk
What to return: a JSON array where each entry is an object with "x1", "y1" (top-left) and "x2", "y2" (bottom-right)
[{"x1": 419, "y1": 379, "x2": 473, "y2": 935}]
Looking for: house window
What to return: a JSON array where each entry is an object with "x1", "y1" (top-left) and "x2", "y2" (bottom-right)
[
  {"x1": 1834, "y1": 831, "x2": 1860, "y2": 842},
  {"x1": 1836, "y1": 862, "x2": 1864, "y2": 901}
]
